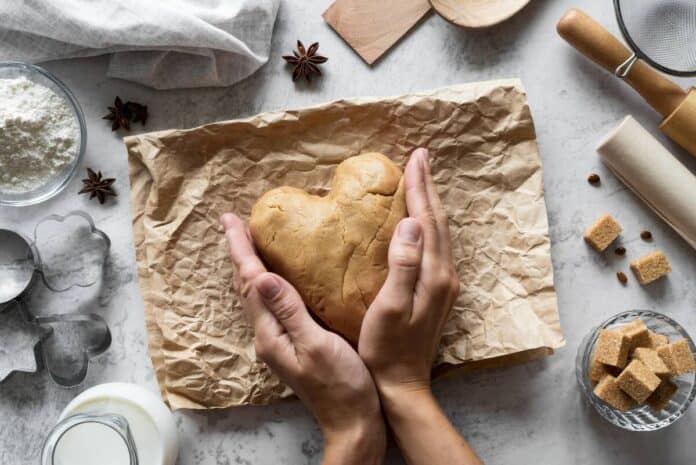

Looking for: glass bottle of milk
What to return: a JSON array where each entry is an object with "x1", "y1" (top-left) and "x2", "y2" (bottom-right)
[{"x1": 41, "y1": 383, "x2": 178, "y2": 465}]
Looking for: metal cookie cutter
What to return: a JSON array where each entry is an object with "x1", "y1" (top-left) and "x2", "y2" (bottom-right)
[{"x1": 0, "y1": 211, "x2": 112, "y2": 386}]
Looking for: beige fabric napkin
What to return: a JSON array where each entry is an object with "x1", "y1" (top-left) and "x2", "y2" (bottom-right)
[{"x1": 0, "y1": 0, "x2": 279, "y2": 89}]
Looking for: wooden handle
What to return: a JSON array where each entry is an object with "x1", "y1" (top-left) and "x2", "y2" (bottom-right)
[{"x1": 557, "y1": 8, "x2": 686, "y2": 117}]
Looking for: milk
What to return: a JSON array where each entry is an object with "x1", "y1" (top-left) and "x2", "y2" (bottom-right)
[
  {"x1": 61, "y1": 397, "x2": 163, "y2": 465},
  {"x1": 53, "y1": 422, "x2": 131, "y2": 465},
  {"x1": 43, "y1": 383, "x2": 178, "y2": 465}
]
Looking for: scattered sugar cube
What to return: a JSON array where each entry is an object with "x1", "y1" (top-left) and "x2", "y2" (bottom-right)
[
  {"x1": 595, "y1": 329, "x2": 630, "y2": 368},
  {"x1": 617, "y1": 359, "x2": 662, "y2": 403},
  {"x1": 646, "y1": 380, "x2": 679, "y2": 412},
  {"x1": 583, "y1": 214, "x2": 622, "y2": 252},
  {"x1": 589, "y1": 353, "x2": 621, "y2": 384},
  {"x1": 630, "y1": 250, "x2": 671, "y2": 285},
  {"x1": 632, "y1": 348, "x2": 671, "y2": 378},
  {"x1": 646, "y1": 331, "x2": 669, "y2": 350},
  {"x1": 658, "y1": 339, "x2": 696, "y2": 376},
  {"x1": 620, "y1": 319, "x2": 650, "y2": 351},
  {"x1": 594, "y1": 375, "x2": 636, "y2": 411}
]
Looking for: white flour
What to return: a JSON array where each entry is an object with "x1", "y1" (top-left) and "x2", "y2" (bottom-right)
[{"x1": 0, "y1": 76, "x2": 80, "y2": 193}]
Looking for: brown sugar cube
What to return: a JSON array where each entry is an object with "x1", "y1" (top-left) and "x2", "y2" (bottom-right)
[
  {"x1": 646, "y1": 380, "x2": 679, "y2": 412},
  {"x1": 647, "y1": 331, "x2": 669, "y2": 350},
  {"x1": 583, "y1": 214, "x2": 622, "y2": 252},
  {"x1": 616, "y1": 359, "x2": 662, "y2": 403},
  {"x1": 620, "y1": 319, "x2": 651, "y2": 350},
  {"x1": 670, "y1": 339, "x2": 696, "y2": 374},
  {"x1": 657, "y1": 345, "x2": 676, "y2": 374},
  {"x1": 630, "y1": 250, "x2": 671, "y2": 285},
  {"x1": 658, "y1": 339, "x2": 696, "y2": 376},
  {"x1": 593, "y1": 375, "x2": 636, "y2": 411},
  {"x1": 595, "y1": 329, "x2": 630, "y2": 368},
  {"x1": 589, "y1": 353, "x2": 621, "y2": 384},
  {"x1": 632, "y1": 348, "x2": 671, "y2": 378}
]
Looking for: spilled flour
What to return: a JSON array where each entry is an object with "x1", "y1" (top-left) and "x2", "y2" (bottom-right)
[{"x1": 0, "y1": 76, "x2": 80, "y2": 193}]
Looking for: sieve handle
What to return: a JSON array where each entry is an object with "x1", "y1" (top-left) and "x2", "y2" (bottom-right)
[{"x1": 557, "y1": 8, "x2": 686, "y2": 117}]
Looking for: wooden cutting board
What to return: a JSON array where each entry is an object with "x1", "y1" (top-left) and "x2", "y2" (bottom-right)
[
  {"x1": 323, "y1": 0, "x2": 432, "y2": 65},
  {"x1": 323, "y1": 0, "x2": 531, "y2": 65}
]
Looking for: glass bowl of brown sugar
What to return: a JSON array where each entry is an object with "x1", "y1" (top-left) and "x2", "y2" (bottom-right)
[{"x1": 577, "y1": 310, "x2": 696, "y2": 431}]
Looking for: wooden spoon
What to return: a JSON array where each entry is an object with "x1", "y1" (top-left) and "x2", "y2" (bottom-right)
[{"x1": 430, "y1": 0, "x2": 531, "y2": 28}]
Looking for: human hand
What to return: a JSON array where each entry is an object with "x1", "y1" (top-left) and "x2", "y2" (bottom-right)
[
  {"x1": 221, "y1": 213, "x2": 386, "y2": 465},
  {"x1": 357, "y1": 149, "x2": 482, "y2": 465},
  {"x1": 359, "y1": 147, "x2": 459, "y2": 398}
]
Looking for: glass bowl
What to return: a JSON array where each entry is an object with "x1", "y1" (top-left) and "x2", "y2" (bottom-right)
[
  {"x1": 577, "y1": 310, "x2": 696, "y2": 431},
  {"x1": 0, "y1": 62, "x2": 87, "y2": 206}
]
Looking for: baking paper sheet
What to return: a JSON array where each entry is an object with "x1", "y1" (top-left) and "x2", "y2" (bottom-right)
[{"x1": 126, "y1": 79, "x2": 565, "y2": 410}]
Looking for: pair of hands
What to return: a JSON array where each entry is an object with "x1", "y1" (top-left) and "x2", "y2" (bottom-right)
[{"x1": 221, "y1": 148, "x2": 461, "y2": 465}]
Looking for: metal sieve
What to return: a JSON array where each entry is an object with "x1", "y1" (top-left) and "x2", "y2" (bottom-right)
[{"x1": 614, "y1": 0, "x2": 696, "y2": 77}]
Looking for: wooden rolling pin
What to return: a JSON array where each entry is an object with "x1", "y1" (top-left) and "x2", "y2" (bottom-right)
[{"x1": 557, "y1": 8, "x2": 696, "y2": 157}]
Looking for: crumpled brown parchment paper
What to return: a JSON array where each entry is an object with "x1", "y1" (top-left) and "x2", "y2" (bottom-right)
[{"x1": 125, "y1": 79, "x2": 565, "y2": 410}]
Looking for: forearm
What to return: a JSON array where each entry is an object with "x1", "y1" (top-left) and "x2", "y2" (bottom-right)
[
  {"x1": 381, "y1": 387, "x2": 483, "y2": 465},
  {"x1": 321, "y1": 416, "x2": 386, "y2": 465}
]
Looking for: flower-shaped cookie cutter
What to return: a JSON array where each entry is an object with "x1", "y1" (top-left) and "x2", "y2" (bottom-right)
[{"x1": 0, "y1": 211, "x2": 112, "y2": 386}]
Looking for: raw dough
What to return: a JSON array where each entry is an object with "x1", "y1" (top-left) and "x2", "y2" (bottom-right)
[{"x1": 250, "y1": 153, "x2": 406, "y2": 343}]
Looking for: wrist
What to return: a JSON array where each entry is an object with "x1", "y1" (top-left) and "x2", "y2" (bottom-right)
[
  {"x1": 376, "y1": 377, "x2": 432, "y2": 406},
  {"x1": 379, "y1": 383, "x2": 436, "y2": 421},
  {"x1": 378, "y1": 386, "x2": 484, "y2": 465},
  {"x1": 322, "y1": 413, "x2": 386, "y2": 465}
]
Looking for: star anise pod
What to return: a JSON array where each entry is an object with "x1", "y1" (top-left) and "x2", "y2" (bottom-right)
[
  {"x1": 283, "y1": 40, "x2": 328, "y2": 82},
  {"x1": 103, "y1": 97, "x2": 130, "y2": 131},
  {"x1": 103, "y1": 97, "x2": 148, "y2": 131},
  {"x1": 126, "y1": 101, "x2": 148, "y2": 125},
  {"x1": 79, "y1": 168, "x2": 117, "y2": 204}
]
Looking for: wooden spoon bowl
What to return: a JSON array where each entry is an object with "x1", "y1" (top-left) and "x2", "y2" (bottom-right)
[{"x1": 430, "y1": 0, "x2": 531, "y2": 28}]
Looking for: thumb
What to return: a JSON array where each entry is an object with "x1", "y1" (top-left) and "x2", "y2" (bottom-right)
[
  {"x1": 376, "y1": 218, "x2": 423, "y2": 313},
  {"x1": 254, "y1": 272, "x2": 317, "y2": 340}
]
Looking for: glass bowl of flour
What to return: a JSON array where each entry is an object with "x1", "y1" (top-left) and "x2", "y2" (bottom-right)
[{"x1": 0, "y1": 62, "x2": 86, "y2": 206}]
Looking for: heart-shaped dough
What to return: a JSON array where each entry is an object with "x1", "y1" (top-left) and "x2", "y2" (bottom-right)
[{"x1": 250, "y1": 153, "x2": 406, "y2": 343}]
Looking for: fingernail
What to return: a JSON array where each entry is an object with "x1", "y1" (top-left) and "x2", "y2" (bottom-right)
[
  {"x1": 398, "y1": 218, "x2": 422, "y2": 243},
  {"x1": 420, "y1": 149, "x2": 430, "y2": 172},
  {"x1": 220, "y1": 214, "x2": 234, "y2": 230},
  {"x1": 257, "y1": 274, "x2": 281, "y2": 300}
]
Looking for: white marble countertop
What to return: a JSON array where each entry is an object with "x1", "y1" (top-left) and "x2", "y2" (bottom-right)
[{"x1": 2, "y1": 1, "x2": 696, "y2": 464}]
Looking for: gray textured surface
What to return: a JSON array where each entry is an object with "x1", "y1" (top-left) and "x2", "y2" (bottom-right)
[{"x1": 1, "y1": 1, "x2": 696, "y2": 464}]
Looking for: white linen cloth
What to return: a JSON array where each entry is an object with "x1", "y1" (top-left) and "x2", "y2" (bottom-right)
[{"x1": 0, "y1": 0, "x2": 279, "y2": 89}]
